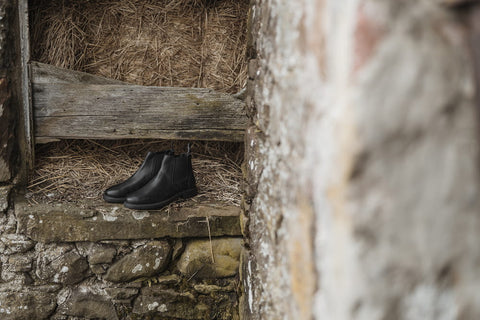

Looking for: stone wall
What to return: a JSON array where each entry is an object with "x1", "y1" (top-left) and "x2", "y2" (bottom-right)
[
  {"x1": 0, "y1": 215, "x2": 241, "y2": 319},
  {"x1": 0, "y1": 208, "x2": 241, "y2": 317},
  {"x1": 0, "y1": 197, "x2": 242, "y2": 320},
  {"x1": 0, "y1": 198, "x2": 243, "y2": 318},
  {"x1": 243, "y1": 0, "x2": 480, "y2": 319}
]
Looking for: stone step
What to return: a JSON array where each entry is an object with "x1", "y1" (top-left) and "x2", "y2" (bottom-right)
[{"x1": 15, "y1": 197, "x2": 241, "y2": 243}]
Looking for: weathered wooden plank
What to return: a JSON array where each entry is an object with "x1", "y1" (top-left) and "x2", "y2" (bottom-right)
[
  {"x1": 31, "y1": 61, "x2": 124, "y2": 85},
  {"x1": 33, "y1": 82, "x2": 247, "y2": 141},
  {"x1": 18, "y1": 0, "x2": 35, "y2": 176},
  {"x1": 31, "y1": 62, "x2": 124, "y2": 143}
]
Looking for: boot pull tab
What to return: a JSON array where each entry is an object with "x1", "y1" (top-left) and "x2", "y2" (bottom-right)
[{"x1": 187, "y1": 143, "x2": 191, "y2": 155}]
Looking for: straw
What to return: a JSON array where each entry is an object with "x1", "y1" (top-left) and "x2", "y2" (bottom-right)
[
  {"x1": 27, "y1": 140, "x2": 243, "y2": 206},
  {"x1": 29, "y1": 0, "x2": 249, "y2": 93}
]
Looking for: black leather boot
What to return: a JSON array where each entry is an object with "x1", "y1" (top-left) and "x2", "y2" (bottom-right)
[
  {"x1": 103, "y1": 151, "x2": 171, "y2": 203},
  {"x1": 123, "y1": 151, "x2": 197, "y2": 210}
]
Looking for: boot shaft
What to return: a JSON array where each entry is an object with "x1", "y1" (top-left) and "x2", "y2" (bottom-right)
[{"x1": 160, "y1": 153, "x2": 196, "y2": 190}]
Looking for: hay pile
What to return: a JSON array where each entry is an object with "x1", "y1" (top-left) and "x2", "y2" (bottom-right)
[
  {"x1": 29, "y1": 0, "x2": 249, "y2": 93},
  {"x1": 27, "y1": 140, "x2": 243, "y2": 206}
]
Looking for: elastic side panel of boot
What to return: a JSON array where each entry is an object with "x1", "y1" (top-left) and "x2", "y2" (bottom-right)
[
  {"x1": 186, "y1": 154, "x2": 196, "y2": 189},
  {"x1": 173, "y1": 155, "x2": 195, "y2": 190}
]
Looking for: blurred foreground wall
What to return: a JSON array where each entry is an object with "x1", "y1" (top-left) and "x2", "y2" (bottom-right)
[{"x1": 242, "y1": 0, "x2": 480, "y2": 319}]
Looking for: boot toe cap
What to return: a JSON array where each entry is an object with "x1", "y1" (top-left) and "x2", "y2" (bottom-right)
[
  {"x1": 125, "y1": 189, "x2": 161, "y2": 205},
  {"x1": 125, "y1": 192, "x2": 143, "y2": 203},
  {"x1": 104, "y1": 186, "x2": 124, "y2": 198},
  {"x1": 103, "y1": 185, "x2": 131, "y2": 203},
  {"x1": 125, "y1": 193, "x2": 145, "y2": 204}
]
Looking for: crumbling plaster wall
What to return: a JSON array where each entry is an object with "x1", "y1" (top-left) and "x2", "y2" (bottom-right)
[{"x1": 244, "y1": 0, "x2": 480, "y2": 319}]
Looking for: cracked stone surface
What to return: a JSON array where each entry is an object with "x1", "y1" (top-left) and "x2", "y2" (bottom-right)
[
  {"x1": 104, "y1": 240, "x2": 171, "y2": 283},
  {"x1": 0, "y1": 185, "x2": 11, "y2": 213},
  {"x1": 16, "y1": 199, "x2": 241, "y2": 242}
]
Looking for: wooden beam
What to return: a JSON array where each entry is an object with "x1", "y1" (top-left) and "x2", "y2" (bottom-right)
[
  {"x1": 31, "y1": 64, "x2": 247, "y2": 141},
  {"x1": 18, "y1": 0, "x2": 34, "y2": 175},
  {"x1": 31, "y1": 61, "x2": 124, "y2": 85},
  {"x1": 31, "y1": 62, "x2": 125, "y2": 143}
]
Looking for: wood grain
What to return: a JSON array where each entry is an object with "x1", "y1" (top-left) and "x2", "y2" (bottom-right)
[
  {"x1": 31, "y1": 61, "x2": 124, "y2": 85},
  {"x1": 31, "y1": 63, "x2": 247, "y2": 141},
  {"x1": 19, "y1": 0, "x2": 35, "y2": 173}
]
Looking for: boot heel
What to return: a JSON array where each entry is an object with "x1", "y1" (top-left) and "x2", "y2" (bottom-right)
[{"x1": 180, "y1": 188, "x2": 197, "y2": 199}]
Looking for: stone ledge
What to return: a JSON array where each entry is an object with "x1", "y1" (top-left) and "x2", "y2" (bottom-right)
[
  {"x1": 15, "y1": 198, "x2": 241, "y2": 242},
  {"x1": 132, "y1": 286, "x2": 238, "y2": 319}
]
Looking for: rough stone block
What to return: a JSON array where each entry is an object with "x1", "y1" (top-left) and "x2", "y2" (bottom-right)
[
  {"x1": 245, "y1": 80, "x2": 257, "y2": 118},
  {"x1": 244, "y1": 126, "x2": 263, "y2": 199},
  {"x1": 105, "y1": 287, "x2": 139, "y2": 300},
  {"x1": 133, "y1": 286, "x2": 239, "y2": 320},
  {"x1": 87, "y1": 244, "x2": 117, "y2": 265},
  {"x1": 193, "y1": 283, "x2": 235, "y2": 294},
  {"x1": 90, "y1": 264, "x2": 107, "y2": 275},
  {"x1": 172, "y1": 239, "x2": 185, "y2": 261},
  {"x1": 56, "y1": 291, "x2": 118, "y2": 320},
  {"x1": 0, "y1": 290, "x2": 56, "y2": 320},
  {"x1": 0, "y1": 185, "x2": 11, "y2": 213},
  {"x1": 0, "y1": 159, "x2": 11, "y2": 182},
  {"x1": 240, "y1": 203, "x2": 249, "y2": 238},
  {"x1": 36, "y1": 248, "x2": 89, "y2": 285},
  {"x1": 104, "y1": 240, "x2": 171, "y2": 283},
  {"x1": 177, "y1": 238, "x2": 242, "y2": 279},
  {"x1": 0, "y1": 253, "x2": 33, "y2": 282},
  {"x1": 16, "y1": 199, "x2": 241, "y2": 242},
  {"x1": 53, "y1": 252, "x2": 89, "y2": 285},
  {"x1": 133, "y1": 287, "x2": 208, "y2": 319},
  {"x1": 0, "y1": 234, "x2": 35, "y2": 254},
  {"x1": 7, "y1": 254, "x2": 32, "y2": 272},
  {"x1": 248, "y1": 59, "x2": 258, "y2": 79},
  {"x1": 1, "y1": 210, "x2": 18, "y2": 235},
  {"x1": 35, "y1": 244, "x2": 74, "y2": 277},
  {"x1": 1, "y1": 267, "x2": 17, "y2": 282},
  {"x1": 155, "y1": 274, "x2": 181, "y2": 285}
]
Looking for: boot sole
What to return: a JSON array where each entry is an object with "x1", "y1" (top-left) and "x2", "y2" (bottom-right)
[
  {"x1": 103, "y1": 194, "x2": 126, "y2": 203},
  {"x1": 123, "y1": 188, "x2": 198, "y2": 210}
]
